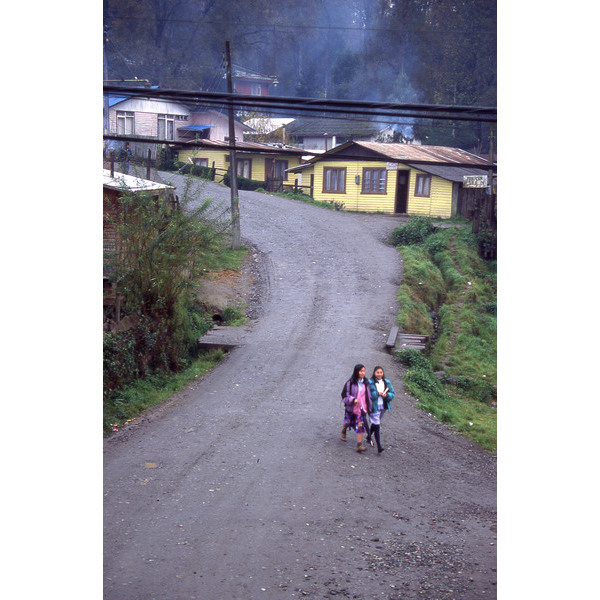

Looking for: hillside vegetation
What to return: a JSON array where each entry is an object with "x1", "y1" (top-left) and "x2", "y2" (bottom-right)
[{"x1": 391, "y1": 217, "x2": 497, "y2": 452}]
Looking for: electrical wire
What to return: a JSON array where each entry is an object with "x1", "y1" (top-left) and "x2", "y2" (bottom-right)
[{"x1": 103, "y1": 85, "x2": 496, "y2": 123}]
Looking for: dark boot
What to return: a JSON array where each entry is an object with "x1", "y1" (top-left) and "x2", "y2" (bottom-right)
[
  {"x1": 367, "y1": 424, "x2": 374, "y2": 446},
  {"x1": 373, "y1": 424, "x2": 384, "y2": 453}
]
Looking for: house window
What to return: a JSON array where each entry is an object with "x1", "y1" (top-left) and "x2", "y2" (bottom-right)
[
  {"x1": 237, "y1": 158, "x2": 252, "y2": 179},
  {"x1": 158, "y1": 114, "x2": 176, "y2": 140},
  {"x1": 362, "y1": 168, "x2": 387, "y2": 194},
  {"x1": 116, "y1": 111, "x2": 134, "y2": 135},
  {"x1": 415, "y1": 174, "x2": 432, "y2": 197},
  {"x1": 251, "y1": 84, "x2": 262, "y2": 96},
  {"x1": 193, "y1": 158, "x2": 208, "y2": 167},
  {"x1": 323, "y1": 167, "x2": 346, "y2": 193},
  {"x1": 274, "y1": 160, "x2": 288, "y2": 180}
]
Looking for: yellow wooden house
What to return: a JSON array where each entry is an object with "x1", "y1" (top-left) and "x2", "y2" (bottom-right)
[
  {"x1": 287, "y1": 141, "x2": 491, "y2": 218},
  {"x1": 177, "y1": 139, "x2": 306, "y2": 190}
]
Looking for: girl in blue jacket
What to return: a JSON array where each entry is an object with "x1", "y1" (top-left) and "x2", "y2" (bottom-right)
[{"x1": 367, "y1": 366, "x2": 395, "y2": 453}]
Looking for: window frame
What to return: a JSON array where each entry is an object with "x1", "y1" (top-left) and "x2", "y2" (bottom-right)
[
  {"x1": 414, "y1": 174, "x2": 432, "y2": 197},
  {"x1": 158, "y1": 114, "x2": 176, "y2": 140},
  {"x1": 116, "y1": 111, "x2": 135, "y2": 135},
  {"x1": 323, "y1": 167, "x2": 347, "y2": 194},
  {"x1": 236, "y1": 158, "x2": 252, "y2": 179},
  {"x1": 361, "y1": 167, "x2": 387, "y2": 194}
]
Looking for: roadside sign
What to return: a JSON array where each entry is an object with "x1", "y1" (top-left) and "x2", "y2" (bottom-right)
[{"x1": 463, "y1": 175, "x2": 488, "y2": 188}]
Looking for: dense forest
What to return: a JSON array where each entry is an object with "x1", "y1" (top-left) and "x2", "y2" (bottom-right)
[{"x1": 103, "y1": 0, "x2": 496, "y2": 151}]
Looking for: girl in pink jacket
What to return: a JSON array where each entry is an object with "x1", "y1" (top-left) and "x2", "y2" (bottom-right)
[{"x1": 340, "y1": 364, "x2": 373, "y2": 452}]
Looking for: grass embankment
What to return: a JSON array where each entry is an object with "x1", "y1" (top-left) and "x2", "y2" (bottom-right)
[
  {"x1": 392, "y1": 218, "x2": 497, "y2": 452},
  {"x1": 103, "y1": 246, "x2": 248, "y2": 435}
]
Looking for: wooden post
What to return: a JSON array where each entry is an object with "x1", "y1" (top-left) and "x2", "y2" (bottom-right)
[
  {"x1": 471, "y1": 191, "x2": 481, "y2": 234},
  {"x1": 146, "y1": 148, "x2": 152, "y2": 179},
  {"x1": 110, "y1": 150, "x2": 115, "y2": 177}
]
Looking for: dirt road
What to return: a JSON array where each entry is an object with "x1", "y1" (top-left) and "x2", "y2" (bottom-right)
[{"x1": 104, "y1": 176, "x2": 496, "y2": 599}]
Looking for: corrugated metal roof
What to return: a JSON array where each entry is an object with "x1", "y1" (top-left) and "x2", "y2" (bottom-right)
[
  {"x1": 285, "y1": 118, "x2": 391, "y2": 137},
  {"x1": 352, "y1": 141, "x2": 489, "y2": 166},
  {"x1": 179, "y1": 139, "x2": 305, "y2": 155},
  {"x1": 407, "y1": 163, "x2": 490, "y2": 182},
  {"x1": 103, "y1": 170, "x2": 174, "y2": 192}
]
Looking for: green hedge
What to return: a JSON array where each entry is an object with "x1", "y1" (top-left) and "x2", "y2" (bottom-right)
[{"x1": 222, "y1": 172, "x2": 266, "y2": 191}]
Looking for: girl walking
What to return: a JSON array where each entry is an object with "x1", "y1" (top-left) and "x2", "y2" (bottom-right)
[
  {"x1": 341, "y1": 364, "x2": 373, "y2": 453},
  {"x1": 367, "y1": 366, "x2": 395, "y2": 453}
]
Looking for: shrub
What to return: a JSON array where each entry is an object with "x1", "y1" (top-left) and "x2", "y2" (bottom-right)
[
  {"x1": 424, "y1": 232, "x2": 448, "y2": 256},
  {"x1": 103, "y1": 330, "x2": 138, "y2": 394},
  {"x1": 222, "y1": 172, "x2": 266, "y2": 191},
  {"x1": 222, "y1": 304, "x2": 247, "y2": 325},
  {"x1": 446, "y1": 375, "x2": 496, "y2": 404},
  {"x1": 396, "y1": 348, "x2": 431, "y2": 370},
  {"x1": 391, "y1": 216, "x2": 436, "y2": 247},
  {"x1": 173, "y1": 162, "x2": 215, "y2": 180}
]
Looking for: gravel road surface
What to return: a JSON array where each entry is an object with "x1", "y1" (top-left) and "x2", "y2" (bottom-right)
[{"x1": 104, "y1": 174, "x2": 496, "y2": 599}]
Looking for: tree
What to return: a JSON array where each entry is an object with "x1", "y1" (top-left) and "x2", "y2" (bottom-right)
[{"x1": 104, "y1": 177, "x2": 230, "y2": 375}]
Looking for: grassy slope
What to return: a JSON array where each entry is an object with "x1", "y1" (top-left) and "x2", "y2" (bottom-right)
[{"x1": 394, "y1": 224, "x2": 497, "y2": 452}]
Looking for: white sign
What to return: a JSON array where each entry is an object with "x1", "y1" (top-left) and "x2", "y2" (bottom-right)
[
  {"x1": 463, "y1": 175, "x2": 488, "y2": 188},
  {"x1": 386, "y1": 162, "x2": 398, "y2": 170}
]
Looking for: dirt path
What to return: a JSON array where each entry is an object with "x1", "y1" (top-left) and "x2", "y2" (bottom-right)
[{"x1": 104, "y1": 177, "x2": 496, "y2": 599}]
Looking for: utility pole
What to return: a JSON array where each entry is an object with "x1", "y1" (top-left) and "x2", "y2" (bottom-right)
[
  {"x1": 104, "y1": 28, "x2": 109, "y2": 136},
  {"x1": 225, "y1": 41, "x2": 241, "y2": 249}
]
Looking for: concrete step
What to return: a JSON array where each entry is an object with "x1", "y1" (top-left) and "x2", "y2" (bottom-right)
[{"x1": 197, "y1": 325, "x2": 251, "y2": 350}]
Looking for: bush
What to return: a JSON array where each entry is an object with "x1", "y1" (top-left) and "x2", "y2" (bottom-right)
[
  {"x1": 424, "y1": 232, "x2": 448, "y2": 255},
  {"x1": 173, "y1": 162, "x2": 215, "y2": 180},
  {"x1": 222, "y1": 304, "x2": 247, "y2": 325},
  {"x1": 447, "y1": 375, "x2": 496, "y2": 404},
  {"x1": 396, "y1": 348, "x2": 431, "y2": 370},
  {"x1": 391, "y1": 216, "x2": 436, "y2": 247},
  {"x1": 103, "y1": 330, "x2": 138, "y2": 394},
  {"x1": 223, "y1": 172, "x2": 266, "y2": 191}
]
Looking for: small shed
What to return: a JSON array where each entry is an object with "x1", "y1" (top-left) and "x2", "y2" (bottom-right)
[{"x1": 103, "y1": 170, "x2": 175, "y2": 254}]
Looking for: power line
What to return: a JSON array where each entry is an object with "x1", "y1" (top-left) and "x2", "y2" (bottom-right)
[{"x1": 103, "y1": 85, "x2": 497, "y2": 123}]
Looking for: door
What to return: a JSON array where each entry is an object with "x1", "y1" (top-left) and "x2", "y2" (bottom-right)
[{"x1": 395, "y1": 169, "x2": 410, "y2": 213}]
